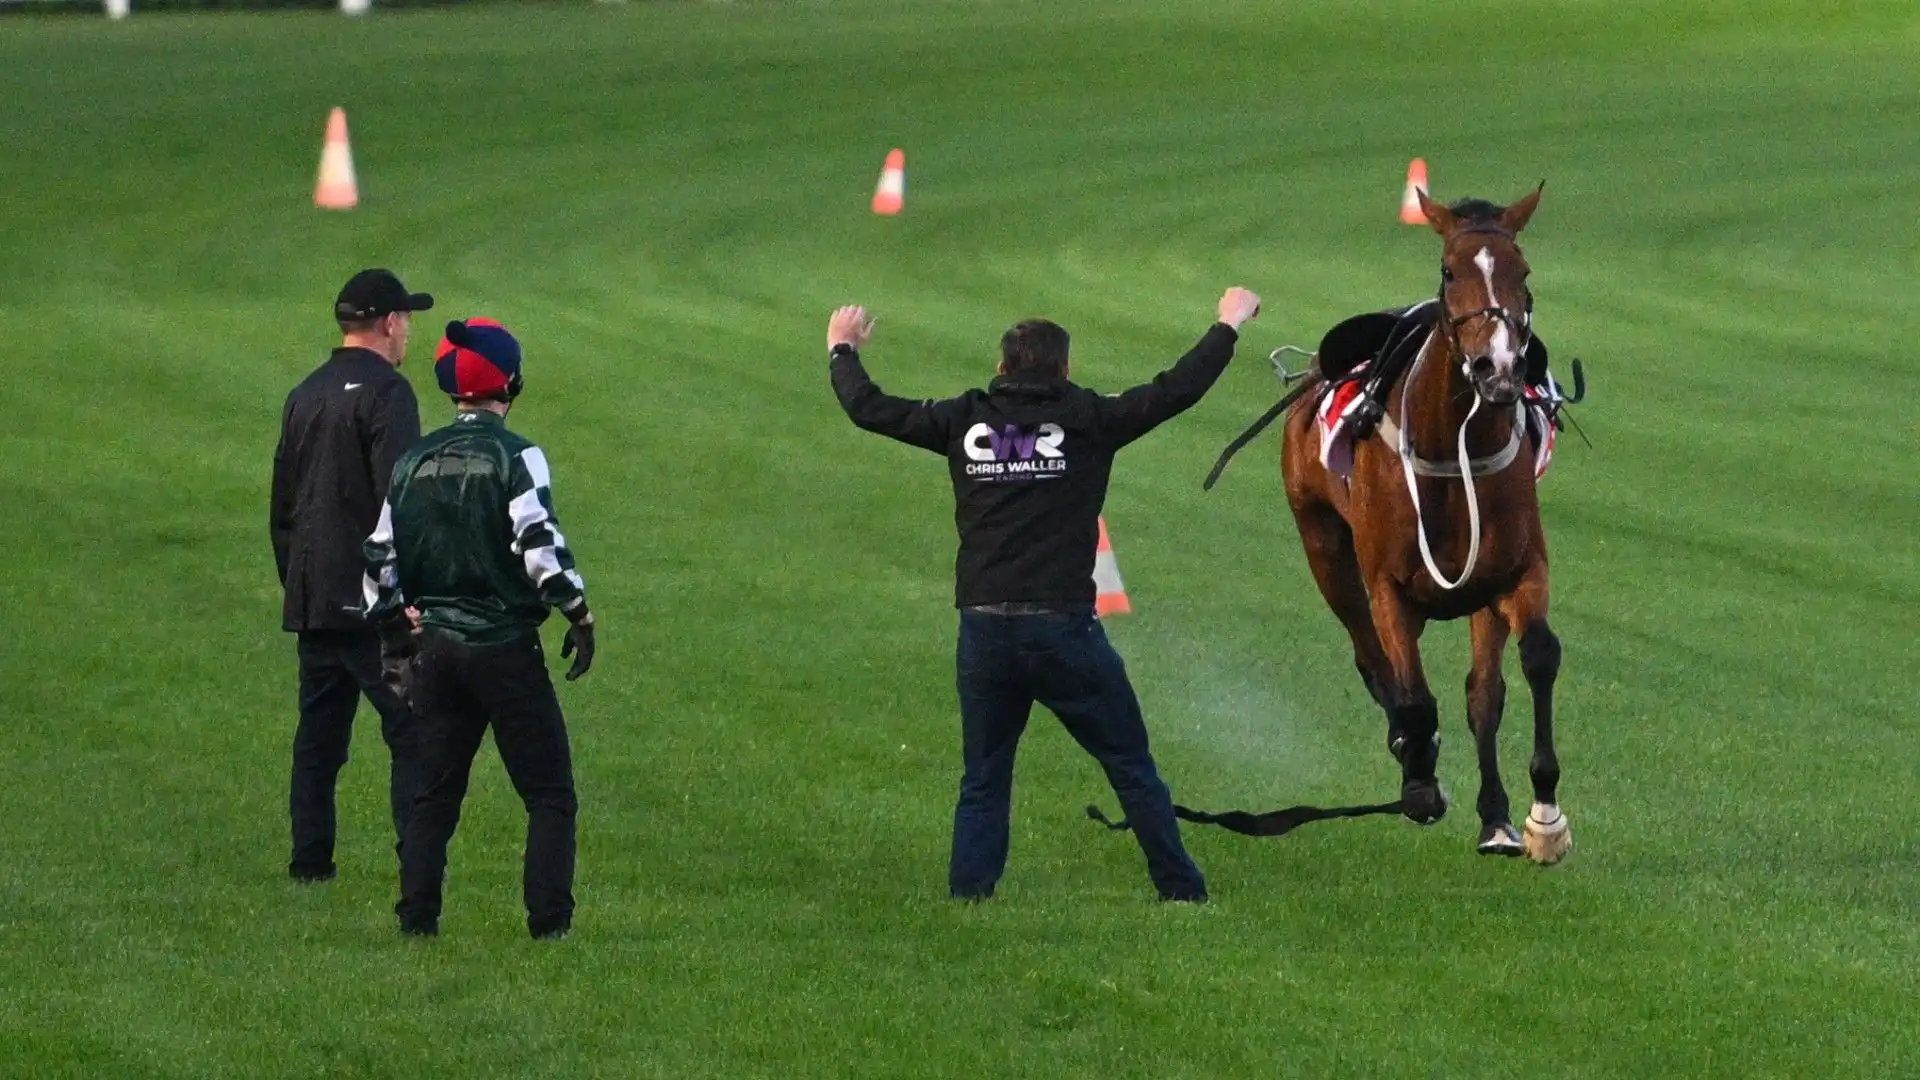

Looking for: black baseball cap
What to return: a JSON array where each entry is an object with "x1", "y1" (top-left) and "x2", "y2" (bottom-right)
[{"x1": 334, "y1": 269, "x2": 435, "y2": 321}]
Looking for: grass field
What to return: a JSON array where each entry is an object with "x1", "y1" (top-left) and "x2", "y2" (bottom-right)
[{"x1": 3, "y1": 1, "x2": 1918, "y2": 1076}]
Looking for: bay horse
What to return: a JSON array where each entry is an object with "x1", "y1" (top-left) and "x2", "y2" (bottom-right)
[{"x1": 1279, "y1": 186, "x2": 1570, "y2": 862}]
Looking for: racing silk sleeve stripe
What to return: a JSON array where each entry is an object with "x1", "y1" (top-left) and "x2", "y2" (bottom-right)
[
  {"x1": 361, "y1": 499, "x2": 404, "y2": 620},
  {"x1": 507, "y1": 446, "x2": 587, "y2": 608}
]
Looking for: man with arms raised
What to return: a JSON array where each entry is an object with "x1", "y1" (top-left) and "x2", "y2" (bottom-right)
[{"x1": 827, "y1": 287, "x2": 1262, "y2": 902}]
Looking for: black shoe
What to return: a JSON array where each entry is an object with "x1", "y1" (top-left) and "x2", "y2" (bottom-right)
[
  {"x1": 529, "y1": 911, "x2": 572, "y2": 939},
  {"x1": 290, "y1": 863, "x2": 337, "y2": 884},
  {"x1": 398, "y1": 921, "x2": 438, "y2": 938},
  {"x1": 1160, "y1": 892, "x2": 1209, "y2": 904}
]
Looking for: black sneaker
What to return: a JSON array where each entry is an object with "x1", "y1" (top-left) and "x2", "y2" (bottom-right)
[
  {"x1": 290, "y1": 864, "x2": 337, "y2": 884},
  {"x1": 398, "y1": 921, "x2": 439, "y2": 938}
]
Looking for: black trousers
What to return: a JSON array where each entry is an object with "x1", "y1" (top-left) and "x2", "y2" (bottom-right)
[
  {"x1": 396, "y1": 631, "x2": 577, "y2": 937},
  {"x1": 290, "y1": 629, "x2": 421, "y2": 878},
  {"x1": 951, "y1": 610, "x2": 1206, "y2": 901}
]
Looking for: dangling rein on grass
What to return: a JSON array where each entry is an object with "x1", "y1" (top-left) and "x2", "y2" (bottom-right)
[{"x1": 1086, "y1": 799, "x2": 1405, "y2": 837}]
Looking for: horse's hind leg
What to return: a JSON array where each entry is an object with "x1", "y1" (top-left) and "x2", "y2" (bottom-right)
[
  {"x1": 1467, "y1": 608, "x2": 1522, "y2": 855},
  {"x1": 1290, "y1": 500, "x2": 1393, "y2": 713},
  {"x1": 1499, "y1": 566, "x2": 1569, "y2": 863}
]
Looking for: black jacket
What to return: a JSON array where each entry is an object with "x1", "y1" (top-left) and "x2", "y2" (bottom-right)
[
  {"x1": 271, "y1": 347, "x2": 422, "y2": 631},
  {"x1": 831, "y1": 323, "x2": 1239, "y2": 608}
]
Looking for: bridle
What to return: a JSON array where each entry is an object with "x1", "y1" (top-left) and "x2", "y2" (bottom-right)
[
  {"x1": 1436, "y1": 227, "x2": 1534, "y2": 383},
  {"x1": 1443, "y1": 300, "x2": 1531, "y2": 365}
]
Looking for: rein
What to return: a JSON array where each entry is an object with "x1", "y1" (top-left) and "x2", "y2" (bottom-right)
[
  {"x1": 1392, "y1": 331, "x2": 1523, "y2": 590},
  {"x1": 1202, "y1": 379, "x2": 1311, "y2": 491},
  {"x1": 1087, "y1": 799, "x2": 1404, "y2": 837}
]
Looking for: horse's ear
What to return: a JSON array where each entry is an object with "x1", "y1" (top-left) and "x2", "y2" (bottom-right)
[
  {"x1": 1417, "y1": 187, "x2": 1455, "y2": 235},
  {"x1": 1502, "y1": 181, "x2": 1544, "y2": 233}
]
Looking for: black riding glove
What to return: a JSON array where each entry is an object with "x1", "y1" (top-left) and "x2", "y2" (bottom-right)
[{"x1": 561, "y1": 612, "x2": 595, "y2": 682}]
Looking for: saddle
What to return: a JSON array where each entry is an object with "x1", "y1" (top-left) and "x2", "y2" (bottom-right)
[{"x1": 1315, "y1": 300, "x2": 1556, "y2": 439}]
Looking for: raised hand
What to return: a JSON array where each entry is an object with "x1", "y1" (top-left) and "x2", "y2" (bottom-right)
[
  {"x1": 1217, "y1": 288, "x2": 1261, "y2": 330},
  {"x1": 828, "y1": 305, "x2": 876, "y2": 351}
]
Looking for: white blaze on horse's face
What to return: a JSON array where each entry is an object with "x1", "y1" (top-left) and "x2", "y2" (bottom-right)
[{"x1": 1473, "y1": 246, "x2": 1519, "y2": 381}]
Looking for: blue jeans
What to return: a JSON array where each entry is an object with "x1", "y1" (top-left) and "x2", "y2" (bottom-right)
[{"x1": 951, "y1": 610, "x2": 1206, "y2": 901}]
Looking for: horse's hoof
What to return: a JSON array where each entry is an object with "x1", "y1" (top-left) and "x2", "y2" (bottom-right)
[
  {"x1": 1477, "y1": 822, "x2": 1524, "y2": 856},
  {"x1": 1523, "y1": 803, "x2": 1571, "y2": 864},
  {"x1": 1402, "y1": 781, "x2": 1449, "y2": 826}
]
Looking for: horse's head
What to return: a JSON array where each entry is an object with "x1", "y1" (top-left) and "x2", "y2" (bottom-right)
[{"x1": 1416, "y1": 185, "x2": 1542, "y2": 406}]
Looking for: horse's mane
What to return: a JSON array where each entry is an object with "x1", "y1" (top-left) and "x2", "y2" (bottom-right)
[{"x1": 1448, "y1": 197, "x2": 1506, "y2": 224}]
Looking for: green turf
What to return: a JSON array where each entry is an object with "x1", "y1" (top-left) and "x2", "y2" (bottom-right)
[{"x1": 3, "y1": 1, "x2": 1917, "y2": 1076}]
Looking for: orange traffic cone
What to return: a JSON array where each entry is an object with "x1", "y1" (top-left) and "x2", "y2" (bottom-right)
[
  {"x1": 1094, "y1": 517, "x2": 1131, "y2": 617},
  {"x1": 1399, "y1": 157, "x2": 1429, "y2": 225},
  {"x1": 314, "y1": 107, "x2": 359, "y2": 211},
  {"x1": 871, "y1": 148, "x2": 904, "y2": 215}
]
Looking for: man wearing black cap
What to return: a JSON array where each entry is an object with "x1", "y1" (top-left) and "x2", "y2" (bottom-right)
[
  {"x1": 270, "y1": 268, "x2": 435, "y2": 883},
  {"x1": 364, "y1": 317, "x2": 595, "y2": 940}
]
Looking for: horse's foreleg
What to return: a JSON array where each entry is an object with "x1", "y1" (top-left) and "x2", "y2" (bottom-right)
[
  {"x1": 1467, "y1": 608, "x2": 1521, "y2": 855},
  {"x1": 1368, "y1": 583, "x2": 1444, "y2": 824},
  {"x1": 1500, "y1": 568, "x2": 1569, "y2": 863}
]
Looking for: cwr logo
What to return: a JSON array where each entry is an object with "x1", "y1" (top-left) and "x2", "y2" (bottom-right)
[
  {"x1": 962, "y1": 423, "x2": 1068, "y2": 482},
  {"x1": 964, "y1": 422, "x2": 1065, "y2": 462}
]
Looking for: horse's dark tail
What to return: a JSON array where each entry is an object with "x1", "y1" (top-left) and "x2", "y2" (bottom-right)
[
  {"x1": 1086, "y1": 799, "x2": 1404, "y2": 837},
  {"x1": 1202, "y1": 378, "x2": 1315, "y2": 491}
]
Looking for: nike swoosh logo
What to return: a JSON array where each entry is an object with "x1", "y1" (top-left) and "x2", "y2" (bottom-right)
[{"x1": 344, "y1": 382, "x2": 363, "y2": 390}]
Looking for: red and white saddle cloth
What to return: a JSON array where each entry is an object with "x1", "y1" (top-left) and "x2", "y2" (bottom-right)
[{"x1": 1317, "y1": 361, "x2": 1564, "y2": 481}]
